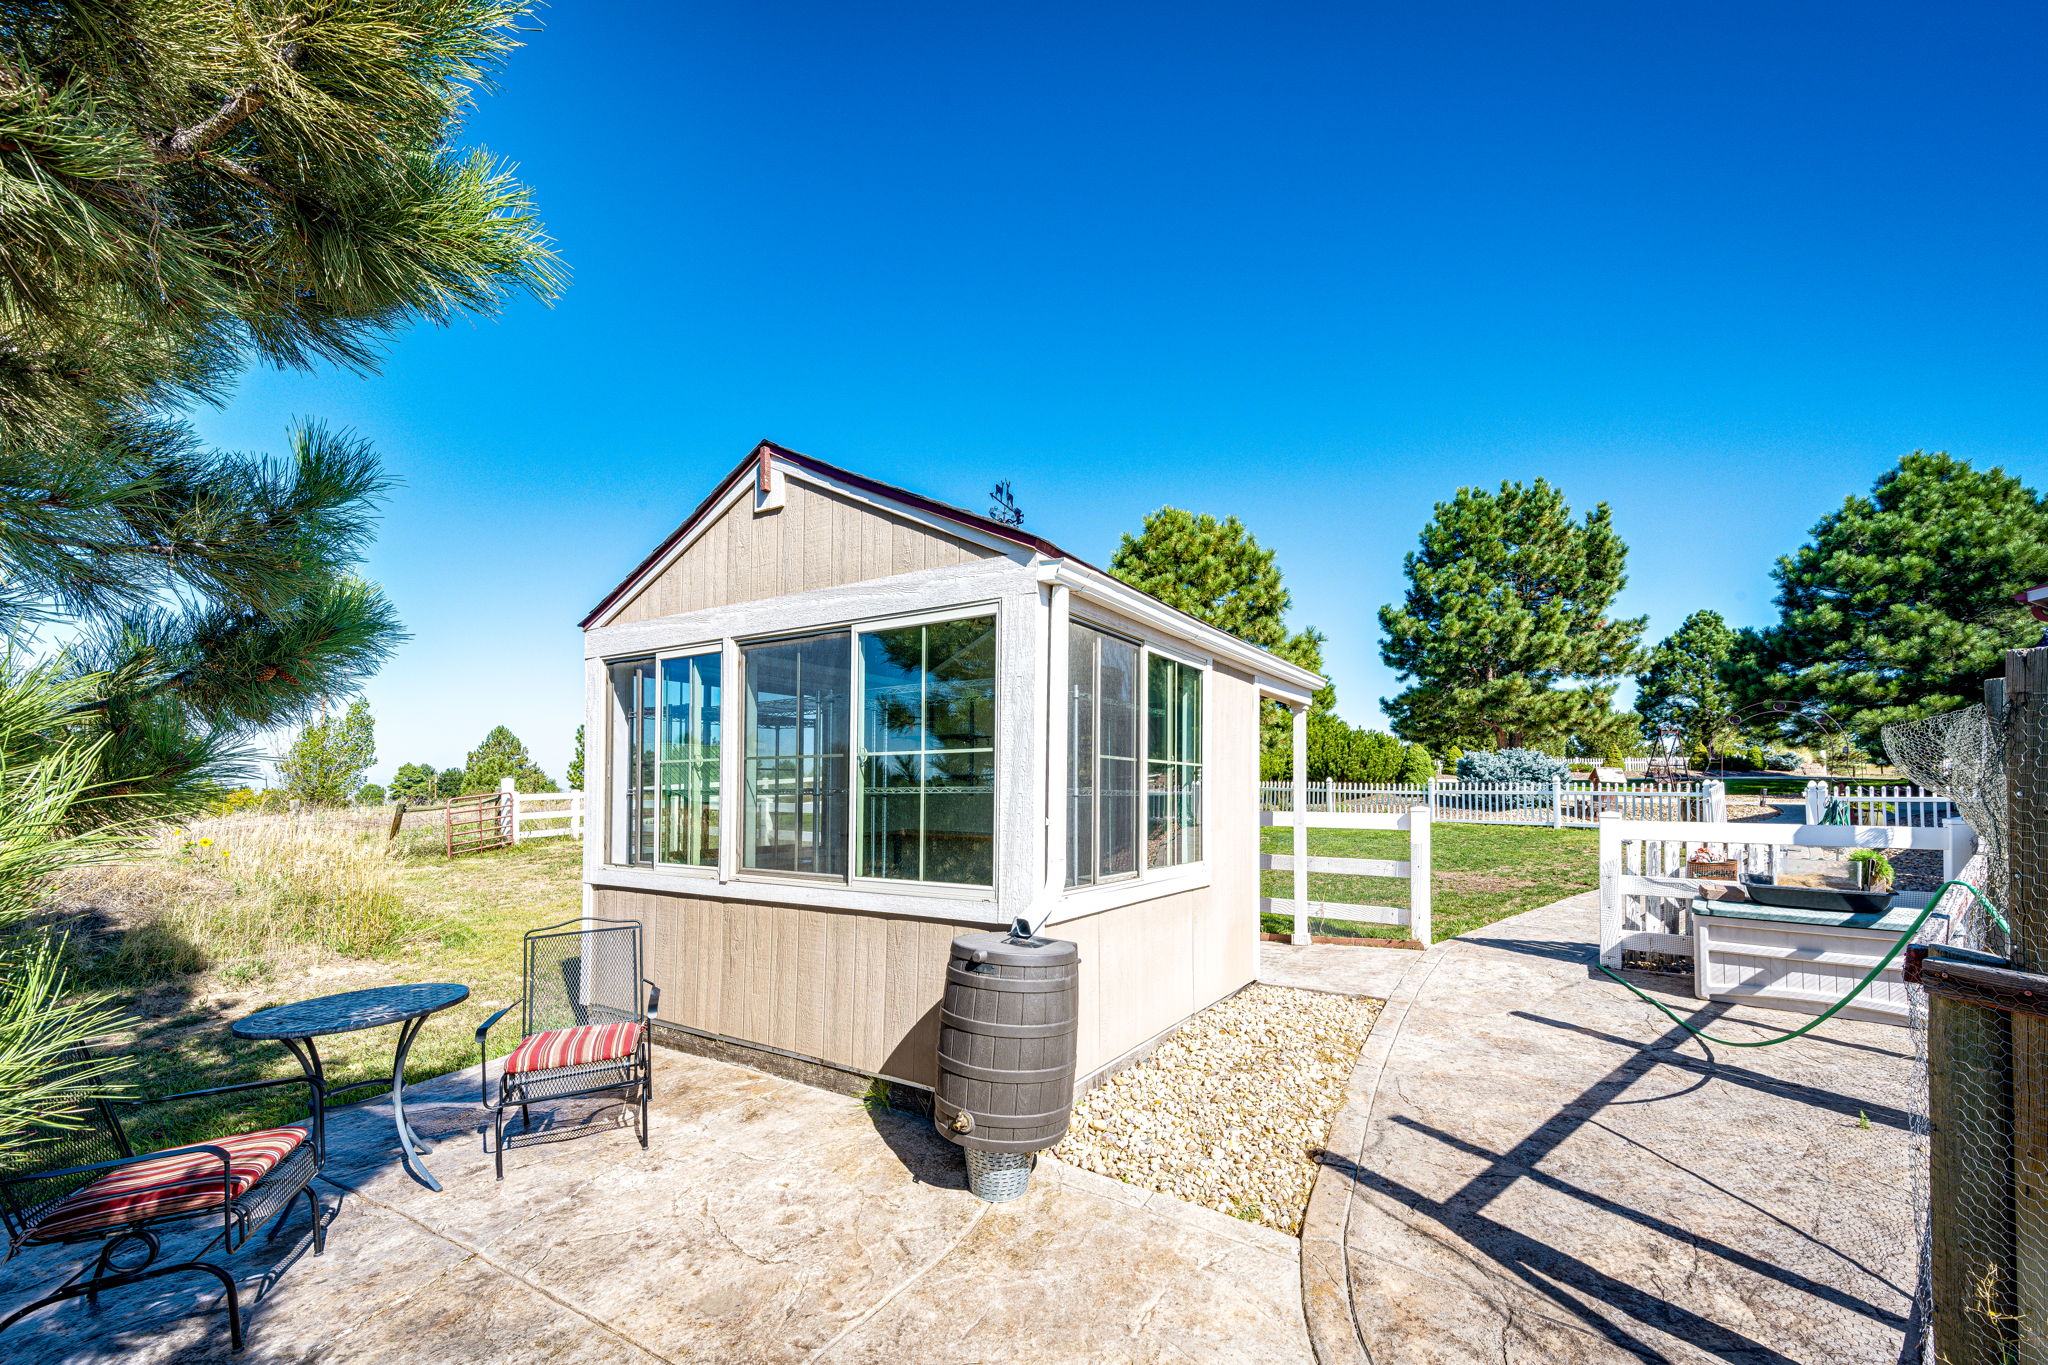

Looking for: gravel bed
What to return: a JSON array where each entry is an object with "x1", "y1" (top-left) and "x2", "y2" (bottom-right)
[{"x1": 1050, "y1": 983, "x2": 1379, "y2": 1235}]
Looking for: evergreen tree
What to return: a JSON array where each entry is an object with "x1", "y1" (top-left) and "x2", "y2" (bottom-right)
[
  {"x1": 566, "y1": 725, "x2": 585, "y2": 791},
  {"x1": 1731, "y1": 452, "x2": 2048, "y2": 740},
  {"x1": 1379, "y1": 480, "x2": 1647, "y2": 754},
  {"x1": 276, "y1": 700, "x2": 375, "y2": 804},
  {"x1": 1397, "y1": 742, "x2": 1436, "y2": 786},
  {"x1": 0, "y1": 0, "x2": 556, "y2": 820},
  {"x1": 460, "y1": 727, "x2": 553, "y2": 794},
  {"x1": 436, "y1": 767, "x2": 466, "y2": 800},
  {"x1": 389, "y1": 762, "x2": 439, "y2": 803},
  {"x1": 1110, "y1": 507, "x2": 1331, "y2": 769},
  {"x1": 357, "y1": 784, "x2": 386, "y2": 805},
  {"x1": 1636, "y1": 610, "x2": 1738, "y2": 758}
]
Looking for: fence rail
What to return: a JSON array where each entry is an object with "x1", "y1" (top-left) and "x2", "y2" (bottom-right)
[
  {"x1": 1259, "y1": 778, "x2": 1723, "y2": 828},
  {"x1": 1259, "y1": 804, "x2": 1432, "y2": 946},
  {"x1": 507, "y1": 784, "x2": 584, "y2": 842}
]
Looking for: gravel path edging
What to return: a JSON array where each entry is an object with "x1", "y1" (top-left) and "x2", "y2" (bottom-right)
[{"x1": 1297, "y1": 937, "x2": 1454, "y2": 1365}]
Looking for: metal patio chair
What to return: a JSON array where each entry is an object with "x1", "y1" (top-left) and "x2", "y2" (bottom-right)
[
  {"x1": 477, "y1": 916, "x2": 657, "y2": 1178},
  {"x1": 0, "y1": 1064, "x2": 326, "y2": 1353}
]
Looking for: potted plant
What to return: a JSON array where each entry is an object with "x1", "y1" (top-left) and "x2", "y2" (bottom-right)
[{"x1": 1847, "y1": 849, "x2": 1895, "y2": 893}]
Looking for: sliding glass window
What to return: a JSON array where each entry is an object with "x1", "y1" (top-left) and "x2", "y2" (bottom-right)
[
  {"x1": 659, "y1": 655, "x2": 721, "y2": 866},
  {"x1": 1146, "y1": 655, "x2": 1202, "y2": 868},
  {"x1": 610, "y1": 654, "x2": 721, "y2": 868},
  {"x1": 1067, "y1": 624, "x2": 1140, "y2": 886},
  {"x1": 859, "y1": 617, "x2": 996, "y2": 886},
  {"x1": 609, "y1": 659, "x2": 658, "y2": 866},
  {"x1": 743, "y1": 633, "x2": 851, "y2": 876}
]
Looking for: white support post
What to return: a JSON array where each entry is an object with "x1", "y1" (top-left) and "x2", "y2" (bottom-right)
[
  {"x1": 1804, "y1": 779, "x2": 1828, "y2": 824},
  {"x1": 1705, "y1": 779, "x2": 1727, "y2": 823},
  {"x1": 1033, "y1": 582, "x2": 1072, "y2": 935},
  {"x1": 1408, "y1": 804, "x2": 1433, "y2": 947},
  {"x1": 1291, "y1": 703, "x2": 1309, "y2": 945},
  {"x1": 1597, "y1": 811, "x2": 1624, "y2": 969},
  {"x1": 500, "y1": 775, "x2": 519, "y2": 844},
  {"x1": 1944, "y1": 815, "x2": 1978, "y2": 885},
  {"x1": 1551, "y1": 775, "x2": 1564, "y2": 829}
]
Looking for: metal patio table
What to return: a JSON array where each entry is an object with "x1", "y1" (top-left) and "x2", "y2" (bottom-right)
[{"x1": 232, "y1": 982, "x2": 470, "y2": 1191}]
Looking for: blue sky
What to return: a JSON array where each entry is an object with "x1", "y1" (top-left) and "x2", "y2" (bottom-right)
[{"x1": 190, "y1": 2, "x2": 2048, "y2": 785}]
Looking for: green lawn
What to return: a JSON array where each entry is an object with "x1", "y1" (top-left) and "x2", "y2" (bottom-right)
[
  {"x1": 1259, "y1": 822, "x2": 1599, "y2": 942},
  {"x1": 63, "y1": 837, "x2": 583, "y2": 1155}
]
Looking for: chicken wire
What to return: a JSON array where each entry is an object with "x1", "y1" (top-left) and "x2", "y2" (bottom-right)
[{"x1": 1885, "y1": 686, "x2": 2048, "y2": 1365}]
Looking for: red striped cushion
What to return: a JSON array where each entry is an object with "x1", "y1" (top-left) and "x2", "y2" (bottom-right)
[
  {"x1": 28, "y1": 1126, "x2": 307, "y2": 1241},
  {"x1": 504, "y1": 1022, "x2": 642, "y2": 1075}
]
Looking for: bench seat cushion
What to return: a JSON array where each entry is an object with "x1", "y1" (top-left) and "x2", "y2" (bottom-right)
[
  {"x1": 29, "y1": 1126, "x2": 307, "y2": 1241},
  {"x1": 505, "y1": 1022, "x2": 642, "y2": 1076}
]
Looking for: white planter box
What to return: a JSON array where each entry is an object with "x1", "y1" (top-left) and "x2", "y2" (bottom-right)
[{"x1": 1691, "y1": 904, "x2": 1914, "y2": 1028}]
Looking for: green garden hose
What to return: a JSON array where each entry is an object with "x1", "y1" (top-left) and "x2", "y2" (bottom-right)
[{"x1": 1597, "y1": 879, "x2": 2009, "y2": 1047}]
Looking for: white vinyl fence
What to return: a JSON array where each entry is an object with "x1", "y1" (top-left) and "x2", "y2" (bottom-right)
[
  {"x1": 499, "y1": 777, "x2": 585, "y2": 843},
  {"x1": 1260, "y1": 778, "x2": 1724, "y2": 828},
  {"x1": 1260, "y1": 804, "x2": 1432, "y2": 946},
  {"x1": 1801, "y1": 780, "x2": 1959, "y2": 827}
]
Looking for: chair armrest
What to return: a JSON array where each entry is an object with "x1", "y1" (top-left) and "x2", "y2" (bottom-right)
[
  {"x1": 477, "y1": 1000, "x2": 521, "y2": 1106},
  {"x1": 116, "y1": 1074, "x2": 317, "y2": 1107},
  {"x1": 644, "y1": 980, "x2": 660, "y2": 1020},
  {"x1": 476, "y1": 1000, "x2": 520, "y2": 1045}
]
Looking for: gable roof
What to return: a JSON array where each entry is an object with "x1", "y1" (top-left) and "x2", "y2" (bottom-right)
[
  {"x1": 575, "y1": 442, "x2": 1323, "y2": 695},
  {"x1": 579, "y1": 441, "x2": 1090, "y2": 629}
]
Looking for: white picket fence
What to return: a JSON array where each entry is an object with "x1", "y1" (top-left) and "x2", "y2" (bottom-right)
[
  {"x1": 1259, "y1": 778, "x2": 1723, "y2": 828},
  {"x1": 1800, "y1": 780, "x2": 1958, "y2": 827},
  {"x1": 1260, "y1": 804, "x2": 1433, "y2": 946},
  {"x1": 498, "y1": 777, "x2": 585, "y2": 842}
]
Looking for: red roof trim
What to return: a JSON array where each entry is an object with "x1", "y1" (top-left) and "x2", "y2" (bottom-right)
[{"x1": 578, "y1": 442, "x2": 1089, "y2": 629}]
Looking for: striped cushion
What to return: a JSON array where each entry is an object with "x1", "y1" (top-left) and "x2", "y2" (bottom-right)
[
  {"x1": 28, "y1": 1127, "x2": 306, "y2": 1241},
  {"x1": 505, "y1": 1022, "x2": 642, "y2": 1075}
]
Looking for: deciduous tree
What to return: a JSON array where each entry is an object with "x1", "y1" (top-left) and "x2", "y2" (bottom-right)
[
  {"x1": 1731, "y1": 452, "x2": 2048, "y2": 740},
  {"x1": 1379, "y1": 480, "x2": 1646, "y2": 755},
  {"x1": 277, "y1": 700, "x2": 376, "y2": 804},
  {"x1": 389, "y1": 763, "x2": 439, "y2": 803}
]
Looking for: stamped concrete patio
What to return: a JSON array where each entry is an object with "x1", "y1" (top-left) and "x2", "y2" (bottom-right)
[
  {"x1": 1300, "y1": 891, "x2": 1919, "y2": 1365},
  {"x1": 0, "y1": 1046, "x2": 1309, "y2": 1363}
]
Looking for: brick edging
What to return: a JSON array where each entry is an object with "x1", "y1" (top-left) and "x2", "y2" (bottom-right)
[{"x1": 1297, "y1": 939, "x2": 1454, "y2": 1365}]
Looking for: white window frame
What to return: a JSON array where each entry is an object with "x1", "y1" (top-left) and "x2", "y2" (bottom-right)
[
  {"x1": 606, "y1": 641, "x2": 726, "y2": 877},
  {"x1": 725, "y1": 601, "x2": 1004, "y2": 894},
  {"x1": 1062, "y1": 611, "x2": 1210, "y2": 899}
]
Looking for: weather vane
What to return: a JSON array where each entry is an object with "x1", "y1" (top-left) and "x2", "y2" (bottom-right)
[{"x1": 989, "y1": 481, "x2": 1024, "y2": 527}]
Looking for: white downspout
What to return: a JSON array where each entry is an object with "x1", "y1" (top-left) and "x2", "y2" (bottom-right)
[{"x1": 1016, "y1": 576, "x2": 1070, "y2": 938}]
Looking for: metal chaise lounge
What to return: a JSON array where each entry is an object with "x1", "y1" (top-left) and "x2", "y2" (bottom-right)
[
  {"x1": 477, "y1": 916, "x2": 657, "y2": 1178},
  {"x1": 0, "y1": 1070, "x2": 326, "y2": 1353}
]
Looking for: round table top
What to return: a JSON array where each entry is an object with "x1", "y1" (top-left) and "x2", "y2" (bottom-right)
[{"x1": 231, "y1": 982, "x2": 471, "y2": 1041}]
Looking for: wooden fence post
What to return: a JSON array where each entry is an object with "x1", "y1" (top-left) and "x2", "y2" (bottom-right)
[{"x1": 386, "y1": 798, "x2": 407, "y2": 843}]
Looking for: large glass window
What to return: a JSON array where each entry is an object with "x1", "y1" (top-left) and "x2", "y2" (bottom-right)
[
  {"x1": 1067, "y1": 624, "x2": 1140, "y2": 886},
  {"x1": 609, "y1": 659, "x2": 658, "y2": 865},
  {"x1": 1147, "y1": 655, "x2": 1202, "y2": 868},
  {"x1": 744, "y1": 633, "x2": 851, "y2": 875},
  {"x1": 859, "y1": 617, "x2": 996, "y2": 886},
  {"x1": 610, "y1": 654, "x2": 721, "y2": 867},
  {"x1": 659, "y1": 655, "x2": 721, "y2": 866}
]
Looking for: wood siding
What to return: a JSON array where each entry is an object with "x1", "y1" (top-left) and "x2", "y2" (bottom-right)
[
  {"x1": 611, "y1": 478, "x2": 1000, "y2": 624},
  {"x1": 592, "y1": 662, "x2": 1264, "y2": 1089}
]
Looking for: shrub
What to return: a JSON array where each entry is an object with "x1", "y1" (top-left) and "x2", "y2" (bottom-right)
[
  {"x1": 1397, "y1": 743, "x2": 1434, "y2": 786},
  {"x1": 357, "y1": 783, "x2": 386, "y2": 805},
  {"x1": 1765, "y1": 751, "x2": 1800, "y2": 771},
  {"x1": 1456, "y1": 748, "x2": 1570, "y2": 784}
]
